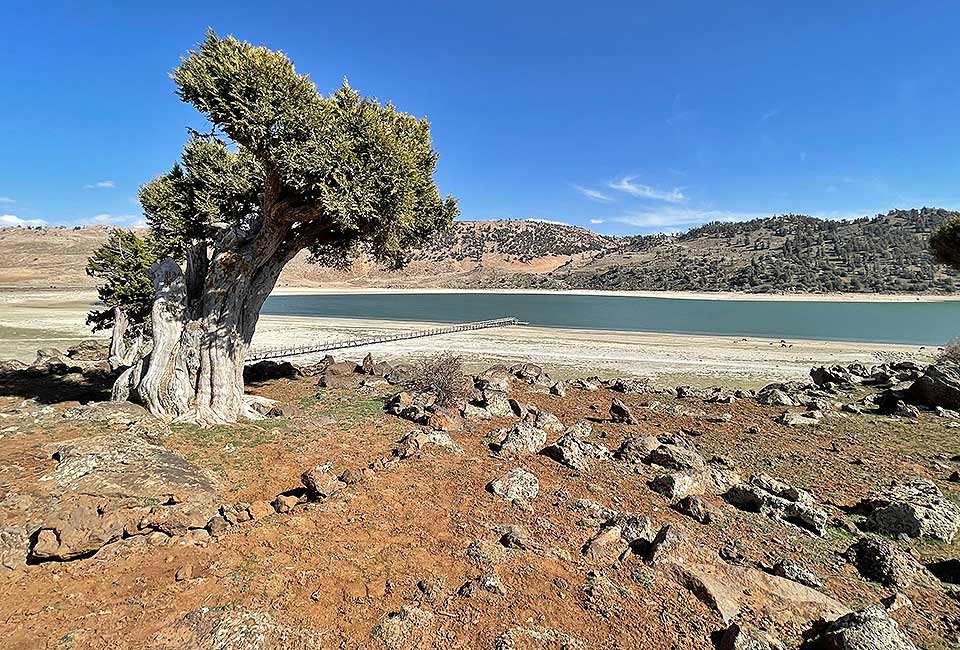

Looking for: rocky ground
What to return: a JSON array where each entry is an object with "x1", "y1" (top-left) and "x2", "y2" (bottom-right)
[{"x1": 1, "y1": 344, "x2": 960, "y2": 649}]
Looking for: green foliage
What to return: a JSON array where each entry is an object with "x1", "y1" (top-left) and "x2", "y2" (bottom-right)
[
  {"x1": 930, "y1": 215, "x2": 960, "y2": 271},
  {"x1": 85, "y1": 229, "x2": 161, "y2": 331}
]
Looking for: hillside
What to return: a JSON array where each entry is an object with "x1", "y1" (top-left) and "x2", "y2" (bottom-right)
[{"x1": 1, "y1": 208, "x2": 958, "y2": 293}]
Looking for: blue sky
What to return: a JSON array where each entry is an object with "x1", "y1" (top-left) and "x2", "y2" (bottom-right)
[{"x1": 2, "y1": 1, "x2": 959, "y2": 235}]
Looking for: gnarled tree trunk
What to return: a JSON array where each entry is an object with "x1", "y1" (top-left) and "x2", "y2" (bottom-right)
[{"x1": 113, "y1": 218, "x2": 311, "y2": 425}]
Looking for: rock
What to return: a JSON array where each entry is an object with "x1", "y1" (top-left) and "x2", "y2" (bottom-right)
[
  {"x1": 540, "y1": 434, "x2": 610, "y2": 471},
  {"x1": 488, "y1": 468, "x2": 539, "y2": 503},
  {"x1": 245, "y1": 395, "x2": 288, "y2": 418},
  {"x1": 569, "y1": 377, "x2": 600, "y2": 391},
  {"x1": 778, "y1": 410, "x2": 823, "y2": 426},
  {"x1": 175, "y1": 564, "x2": 193, "y2": 581},
  {"x1": 859, "y1": 478, "x2": 960, "y2": 542},
  {"x1": 800, "y1": 604, "x2": 918, "y2": 649},
  {"x1": 482, "y1": 388, "x2": 515, "y2": 418},
  {"x1": 426, "y1": 408, "x2": 463, "y2": 432},
  {"x1": 168, "y1": 606, "x2": 324, "y2": 649},
  {"x1": 550, "y1": 381, "x2": 566, "y2": 397},
  {"x1": 647, "y1": 443, "x2": 705, "y2": 471},
  {"x1": 757, "y1": 387, "x2": 796, "y2": 407},
  {"x1": 810, "y1": 365, "x2": 857, "y2": 387},
  {"x1": 493, "y1": 626, "x2": 585, "y2": 650},
  {"x1": 247, "y1": 500, "x2": 274, "y2": 520},
  {"x1": 609, "y1": 398, "x2": 637, "y2": 424},
  {"x1": 325, "y1": 360, "x2": 361, "y2": 376},
  {"x1": 715, "y1": 623, "x2": 784, "y2": 650},
  {"x1": 608, "y1": 377, "x2": 647, "y2": 394},
  {"x1": 462, "y1": 403, "x2": 492, "y2": 420},
  {"x1": 495, "y1": 422, "x2": 547, "y2": 456},
  {"x1": 646, "y1": 526, "x2": 848, "y2": 626},
  {"x1": 243, "y1": 360, "x2": 300, "y2": 383},
  {"x1": 614, "y1": 435, "x2": 661, "y2": 463},
  {"x1": 523, "y1": 406, "x2": 563, "y2": 433},
  {"x1": 846, "y1": 537, "x2": 918, "y2": 589},
  {"x1": 908, "y1": 362, "x2": 960, "y2": 410},
  {"x1": 300, "y1": 467, "x2": 345, "y2": 501},
  {"x1": 582, "y1": 526, "x2": 628, "y2": 564},
  {"x1": 0, "y1": 359, "x2": 27, "y2": 374},
  {"x1": 0, "y1": 526, "x2": 28, "y2": 572},
  {"x1": 392, "y1": 428, "x2": 464, "y2": 458},
  {"x1": 273, "y1": 494, "x2": 301, "y2": 513},
  {"x1": 771, "y1": 558, "x2": 825, "y2": 590},
  {"x1": 673, "y1": 495, "x2": 715, "y2": 524},
  {"x1": 725, "y1": 474, "x2": 829, "y2": 536},
  {"x1": 650, "y1": 471, "x2": 704, "y2": 500}
]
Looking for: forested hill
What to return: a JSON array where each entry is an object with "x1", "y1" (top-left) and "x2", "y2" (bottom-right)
[{"x1": 1, "y1": 208, "x2": 958, "y2": 294}]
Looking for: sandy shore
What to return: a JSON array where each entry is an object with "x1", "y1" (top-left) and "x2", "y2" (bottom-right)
[{"x1": 0, "y1": 288, "x2": 931, "y2": 386}]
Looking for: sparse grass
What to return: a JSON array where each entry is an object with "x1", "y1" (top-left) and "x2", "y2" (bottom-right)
[{"x1": 316, "y1": 392, "x2": 385, "y2": 424}]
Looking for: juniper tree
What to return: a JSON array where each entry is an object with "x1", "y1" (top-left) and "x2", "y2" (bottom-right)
[{"x1": 108, "y1": 31, "x2": 457, "y2": 424}]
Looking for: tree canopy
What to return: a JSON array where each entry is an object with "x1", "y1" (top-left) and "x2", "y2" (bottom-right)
[{"x1": 930, "y1": 215, "x2": 960, "y2": 271}]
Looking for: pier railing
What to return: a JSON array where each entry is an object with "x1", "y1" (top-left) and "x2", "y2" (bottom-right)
[{"x1": 246, "y1": 317, "x2": 522, "y2": 361}]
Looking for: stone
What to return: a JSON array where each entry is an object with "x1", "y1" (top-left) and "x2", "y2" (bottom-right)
[
  {"x1": 650, "y1": 471, "x2": 704, "y2": 500},
  {"x1": 846, "y1": 537, "x2": 918, "y2": 589},
  {"x1": 462, "y1": 403, "x2": 492, "y2": 420},
  {"x1": 300, "y1": 467, "x2": 345, "y2": 501},
  {"x1": 757, "y1": 387, "x2": 796, "y2": 407},
  {"x1": 778, "y1": 411, "x2": 823, "y2": 426},
  {"x1": 725, "y1": 474, "x2": 829, "y2": 536},
  {"x1": 860, "y1": 478, "x2": 960, "y2": 542},
  {"x1": 715, "y1": 623, "x2": 784, "y2": 650},
  {"x1": 800, "y1": 604, "x2": 918, "y2": 649},
  {"x1": 582, "y1": 526, "x2": 628, "y2": 564},
  {"x1": 609, "y1": 397, "x2": 637, "y2": 424},
  {"x1": 482, "y1": 389, "x2": 515, "y2": 418},
  {"x1": 392, "y1": 428, "x2": 464, "y2": 458},
  {"x1": 608, "y1": 377, "x2": 648, "y2": 394},
  {"x1": 175, "y1": 564, "x2": 193, "y2": 581},
  {"x1": 243, "y1": 360, "x2": 299, "y2": 383},
  {"x1": 647, "y1": 443, "x2": 705, "y2": 471},
  {"x1": 614, "y1": 435, "x2": 661, "y2": 463},
  {"x1": 673, "y1": 495, "x2": 715, "y2": 524},
  {"x1": 550, "y1": 381, "x2": 566, "y2": 397},
  {"x1": 771, "y1": 558, "x2": 825, "y2": 590},
  {"x1": 247, "y1": 500, "x2": 274, "y2": 520},
  {"x1": 541, "y1": 434, "x2": 610, "y2": 471},
  {"x1": 810, "y1": 365, "x2": 856, "y2": 387},
  {"x1": 488, "y1": 468, "x2": 539, "y2": 503},
  {"x1": 908, "y1": 362, "x2": 960, "y2": 410},
  {"x1": 273, "y1": 494, "x2": 300, "y2": 513},
  {"x1": 171, "y1": 606, "x2": 324, "y2": 649},
  {"x1": 206, "y1": 515, "x2": 230, "y2": 537},
  {"x1": 0, "y1": 526, "x2": 29, "y2": 572},
  {"x1": 523, "y1": 406, "x2": 563, "y2": 433},
  {"x1": 495, "y1": 422, "x2": 547, "y2": 456}
]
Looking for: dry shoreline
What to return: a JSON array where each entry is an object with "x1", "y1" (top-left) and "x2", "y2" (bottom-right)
[{"x1": 0, "y1": 288, "x2": 932, "y2": 386}]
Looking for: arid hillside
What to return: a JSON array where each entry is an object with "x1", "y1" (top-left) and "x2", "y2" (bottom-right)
[{"x1": 2, "y1": 208, "x2": 958, "y2": 293}]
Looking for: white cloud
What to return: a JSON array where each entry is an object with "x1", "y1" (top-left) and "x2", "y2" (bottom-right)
[
  {"x1": 82, "y1": 213, "x2": 141, "y2": 226},
  {"x1": 1, "y1": 214, "x2": 47, "y2": 227},
  {"x1": 761, "y1": 107, "x2": 782, "y2": 121},
  {"x1": 573, "y1": 185, "x2": 613, "y2": 203},
  {"x1": 83, "y1": 180, "x2": 115, "y2": 189},
  {"x1": 0, "y1": 197, "x2": 14, "y2": 203},
  {"x1": 608, "y1": 176, "x2": 686, "y2": 203},
  {"x1": 589, "y1": 218, "x2": 604, "y2": 225},
  {"x1": 614, "y1": 207, "x2": 764, "y2": 231}
]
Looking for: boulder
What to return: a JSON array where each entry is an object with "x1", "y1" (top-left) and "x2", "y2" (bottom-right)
[
  {"x1": 800, "y1": 604, "x2": 917, "y2": 650},
  {"x1": 771, "y1": 558, "x2": 825, "y2": 590},
  {"x1": 495, "y1": 423, "x2": 548, "y2": 456},
  {"x1": 549, "y1": 381, "x2": 566, "y2": 397},
  {"x1": 65, "y1": 339, "x2": 110, "y2": 361},
  {"x1": 715, "y1": 623, "x2": 784, "y2": 650},
  {"x1": 300, "y1": 467, "x2": 345, "y2": 501},
  {"x1": 846, "y1": 537, "x2": 918, "y2": 589},
  {"x1": 757, "y1": 387, "x2": 797, "y2": 407},
  {"x1": 810, "y1": 365, "x2": 857, "y2": 387},
  {"x1": 523, "y1": 406, "x2": 564, "y2": 433},
  {"x1": 164, "y1": 606, "x2": 325, "y2": 649},
  {"x1": 482, "y1": 388, "x2": 515, "y2": 418},
  {"x1": 907, "y1": 362, "x2": 960, "y2": 410},
  {"x1": 609, "y1": 397, "x2": 637, "y2": 424},
  {"x1": 647, "y1": 443, "x2": 705, "y2": 471},
  {"x1": 243, "y1": 360, "x2": 300, "y2": 383},
  {"x1": 725, "y1": 474, "x2": 829, "y2": 536},
  {"x1": 488, "y1": 468, "x2": 539, "y2": 503},
  {"x1": 860, "y1": 478, "x2": 960, "y2": 542},
  {"x1": 614, "y1": 435, "x2": 661, "y2": 463},
  {"x1": 541, "y1": 434, "x2": 610, "y2": 471},
  {"x1": 673, "y1": 495, "x2": 715, "y2": 524},
  {"x1": 608, "y1": 377, "x2": 648, "y2": 394},
  {"x1": 392, "y1": 429, "x2": 464, "y2": 459}
]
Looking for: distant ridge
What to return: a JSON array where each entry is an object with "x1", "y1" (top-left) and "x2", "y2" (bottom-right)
[{"x1": 1, "y1": 208, "x2": 957, "y2": 294}]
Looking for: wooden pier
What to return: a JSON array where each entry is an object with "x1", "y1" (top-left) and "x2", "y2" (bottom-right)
[{"x1": 246, "y1": 317, "x2": 523, "y2": 361}]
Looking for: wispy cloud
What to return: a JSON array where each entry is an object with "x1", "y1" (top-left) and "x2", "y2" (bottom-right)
[
  {"x1": 0, "y1": 197, "x2": 14, "y2": 204},
  {"x1": 83, "y1": 213, "x2": 143, "y2": 226},
  {"x1": 613, "y1": 207, "x2": 764, "y2": 232},
  {"x1": 573, "y1": 185, "x2": 613, "y2": 203},
  {"x1": 589, "y1": 218, "x2": 604, "y2": 225},
  {"x1": 608, "y1": 176, "x2": 686, "y2": 203},
  {"x1": 761, "y1": 107, "x2": 782, "y2": 121},
  {"x1": 1, "y1": 214, "x2": 47, "y2": 227},
  {"x1": 83, "y1": 180, "x2": 115, "y2": 189}
]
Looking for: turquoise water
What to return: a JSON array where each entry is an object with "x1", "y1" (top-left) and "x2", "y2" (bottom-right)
[{"x1": 261, "y1": 292, "x2": 960, "y2": 346}]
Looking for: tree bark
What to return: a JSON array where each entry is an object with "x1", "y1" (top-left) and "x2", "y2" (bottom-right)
[{"x1": 111, "y1": 219, "x2": 302, "y2": 425}]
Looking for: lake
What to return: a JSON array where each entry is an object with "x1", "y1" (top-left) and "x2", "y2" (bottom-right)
[{"x1": 261, "y1": 292, "x2": 960, "y2": 346}]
